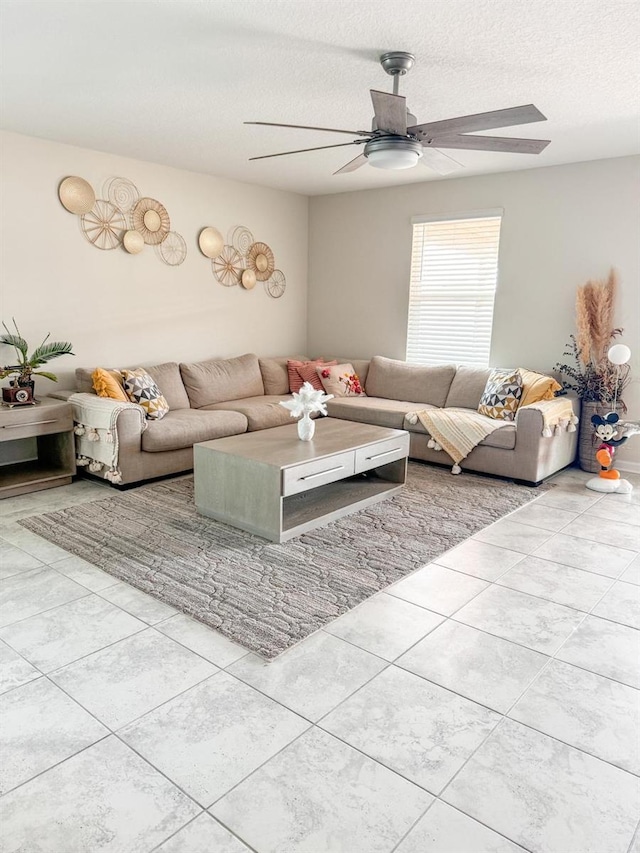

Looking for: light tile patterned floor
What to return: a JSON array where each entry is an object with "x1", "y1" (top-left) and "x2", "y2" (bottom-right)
[{"x1": 0, "y1": 468, "x2": 638, "y2": 853}]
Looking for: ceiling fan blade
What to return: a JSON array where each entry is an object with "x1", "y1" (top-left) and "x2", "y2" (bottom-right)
[
  {"x1": 419, "y1": 147, "x2": 463, "y2": 175},
  {"x1": 408, "y1": 104, "x2": 547, "y2": 139},
  {"x1": 429, "y1": 134, "x2": 550, "y2": 154},
  {"x1": 249, "y1": 141, "x2": 361, "y2": 161},
  {"x1": 245, "y1": 121, "x2": 372, "y2": 137},
  {"x1": 370, "y1": 90, "x2": 407, "y2": 135},
  {"x1": 334, "y1": 153, "x2": 368, "y2": 175}
]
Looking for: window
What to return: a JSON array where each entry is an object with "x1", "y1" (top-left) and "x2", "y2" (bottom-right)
[{"x1": 406, "y1": 211, "x2": 503, "y2": 367}]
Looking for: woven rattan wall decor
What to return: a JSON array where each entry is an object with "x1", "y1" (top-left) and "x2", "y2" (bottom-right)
[
  {"x1": 198, "y1": 223, "x2": 287, "y2": 298},
  {"x1": 58, "y1": 175, "x2": 187, "y2": 266}
]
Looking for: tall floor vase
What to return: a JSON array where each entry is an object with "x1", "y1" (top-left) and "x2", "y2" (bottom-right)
[{"x1": 579, "y1": 400, "x2": 605, "y2": 473}]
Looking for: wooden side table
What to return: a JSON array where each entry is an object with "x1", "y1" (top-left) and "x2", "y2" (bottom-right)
[{"x1": 0, "y1": 397, "x2": 76, "y2": 499}]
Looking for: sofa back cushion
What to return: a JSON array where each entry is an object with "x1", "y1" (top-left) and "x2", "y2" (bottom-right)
[
  {"x1": 180, "y1": 353, "x2": 264, "y2": 408},
  {"x1": 445, "y1": 366, "x2": 492, "y2": 409},
  {"x1": 259, "y1": 356, "x2": 309, "y2": 396},
  {"x1": 76, "y1": 362, "x2": 190, "y2": 410},
  {"x1": 365, "y1": 356, "x2": 456, "y2": 407}
]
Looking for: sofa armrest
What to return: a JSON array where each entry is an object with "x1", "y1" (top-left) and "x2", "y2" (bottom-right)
[
  {"x1": 516, "y1": 392, "x2": 580, "y2": 434},
  {"x1": 47, "y1": 388, "x2": 77, "y2": 401}
]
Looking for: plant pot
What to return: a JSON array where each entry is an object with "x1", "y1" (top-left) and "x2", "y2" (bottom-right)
[{"x1": 579, "y1": 400, "x2": 607, "y2": 473}]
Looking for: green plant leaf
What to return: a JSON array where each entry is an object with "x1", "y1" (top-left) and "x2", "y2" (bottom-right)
[
  {"x1": 28, "y1": 341, "x2": 74, "y2": 366},
  {"x1": 0, "y1": 331, "x2": 28, "y2": 361},
  {"x1": 32, "y1": 371, "x2": 58, "y2": 382}
]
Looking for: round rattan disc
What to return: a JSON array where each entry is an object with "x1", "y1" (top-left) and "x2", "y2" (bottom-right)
[
  {"x1": 81, "y1": 200, "x2": 126, "y2": 250},
  {"x1": 212, "y1": 245, "x2": 244, "y2": 286},
  {"x1": 123, "y1": 229, "x2": 144, "y2": 254},
  {"x1": 158, "y1": 231, "x2": 187, "y2": 266},
  {"x1": 229, "y1": 225, "x2": 255, "y2": 256},
  {"x1": 198, "y1": 227, "x2": 224, "y2": 259},
  {"x1": 105, "y1": 177, "x2": 140, "y2": 213},
  {"x1": 247, "y1": 241, "x2": 275, "y2": 282},
  {"x1": 59, "y1": 176, "x2": 96, "y2": 215},
  {"x1": 265, "y1": 269, "x2": 286, "y2": 298},
  {"x1": 132, "y1": 197, "x2": 171, "y2": 245},
  {"x1": 241, "y1": 269, "x2": 257, "y2": 290}
]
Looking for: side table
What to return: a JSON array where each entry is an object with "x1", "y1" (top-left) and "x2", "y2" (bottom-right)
[{"x1": 0, "y1": 397, "x2": 76, "y2": 499}]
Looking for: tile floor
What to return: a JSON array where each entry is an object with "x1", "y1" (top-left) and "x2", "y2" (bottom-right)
[{"x1": 0, "y1": 467, "x2": 639, "y2": 853}]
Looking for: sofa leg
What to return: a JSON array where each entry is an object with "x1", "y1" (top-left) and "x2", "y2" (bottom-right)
[{"x1": 513, "y1": 478, "x2": 543, "y2": 487}]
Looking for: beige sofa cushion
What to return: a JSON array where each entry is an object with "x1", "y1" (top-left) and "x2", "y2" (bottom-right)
[
  {"x1": 204, "y1": 395, "x2": 297, "y2": 431},
  {"x1": 445, "y1": 366, "x2": 492, "y2": 409},
  {"x1": 180, "y1": 353, "x2": 264, "y2": 408},
  {"x1": 259, "y1": 356, "x2": 308, "y2": 396},
  {"x1": 365, "y1": 356, "x2": 456, "y2": 408},
  {"x1": 76, "y1": 362, "x2": 190, "y2": 410},
  {"x1": 141, "y1": 409, "x2": 247, "y2": 452},
  {"x1": 326, "y1": 396, "x2": 436, "y2": 430}
]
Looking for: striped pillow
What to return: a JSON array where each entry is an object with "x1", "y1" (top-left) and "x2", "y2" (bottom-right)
[{"x1": 287, "y1": 359, "x2": 335, "y2": 393}]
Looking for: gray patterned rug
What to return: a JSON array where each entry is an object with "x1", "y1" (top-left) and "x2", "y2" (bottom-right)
[{"x1": 19, "y1": 464, "x2": 545, "y2": 658}]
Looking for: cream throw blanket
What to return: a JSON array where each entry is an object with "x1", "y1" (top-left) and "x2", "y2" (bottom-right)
[
  {"x1": 69, "y1": 392, "x2": 146, "y2": 483},
  {"x1": 407, "y1": 399, "x2": 578, "y2": 474}
]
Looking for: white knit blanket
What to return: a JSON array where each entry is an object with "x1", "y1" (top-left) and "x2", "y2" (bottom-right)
[
  {"x1": 406, "y1": 408, "x2": 503, "y2": 472},
  {"x1": 69, "y1": 393, "x2": 146, "y2": 483}
]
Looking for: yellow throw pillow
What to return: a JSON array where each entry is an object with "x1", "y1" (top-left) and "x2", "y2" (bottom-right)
[
  {"x1": 518, "y1": 368, "x2": 562, "y2": 407},
  {"x1": 91, "y1": 368, "x2": 129, "y2": 402}
]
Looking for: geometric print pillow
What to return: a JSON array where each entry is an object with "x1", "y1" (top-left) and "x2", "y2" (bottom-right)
[
  {"x1": 121, "y1": 368, "x2": 170, "y2": 420},
  {"x1": 477, "y1": 368, "x2": 523, "y2": 421}
]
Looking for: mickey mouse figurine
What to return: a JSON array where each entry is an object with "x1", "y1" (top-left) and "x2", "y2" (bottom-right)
[{"x1": 586, "y1": 412, "x2": 637, "y2": 494}]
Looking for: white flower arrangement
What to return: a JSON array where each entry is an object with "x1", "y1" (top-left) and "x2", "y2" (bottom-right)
[{"x1": 279, "y1": 381, "x2": 333, "y2": 418}]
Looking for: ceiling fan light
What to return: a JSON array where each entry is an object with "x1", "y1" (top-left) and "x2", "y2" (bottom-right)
[
  {"x1": 367, "y1": 148, "x2": 420, "y2": 170},
  {"x1": 364, "y1": 136, "x2": 423, "y2": 170}
]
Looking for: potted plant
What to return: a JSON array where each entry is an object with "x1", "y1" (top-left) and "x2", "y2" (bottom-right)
[
  {"x1": 1, "y1": 319, "x2": 74, "y2": 405},
  {"x1": 555, "y1": 270, "x2": 631, "y2": 472}
]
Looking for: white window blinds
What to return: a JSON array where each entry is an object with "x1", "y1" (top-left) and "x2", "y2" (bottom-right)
[{"x1": 406, "y1": 212, "x2": 502, "y2": 367}]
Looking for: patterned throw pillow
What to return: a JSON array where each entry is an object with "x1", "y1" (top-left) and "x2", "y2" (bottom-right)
[
  {"x1": 287, "y1": 359, "x2": 336, "y2": 392},
  {"x1": 316, "y1": 363, "x2": 366, "y2": 397},
  {"x1": 121, "y1": 369, "x2": 170, "y2": 420},
  {"x1": 477, "y1": 369, "x2": 523, "y2": 421}
]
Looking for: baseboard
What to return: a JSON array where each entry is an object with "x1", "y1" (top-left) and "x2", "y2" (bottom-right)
[{"x1": 617, "y1": 460, "x2": 640, "y2": 474}]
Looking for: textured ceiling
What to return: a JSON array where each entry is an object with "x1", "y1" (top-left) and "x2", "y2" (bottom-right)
[{"x1": 1, "y1": 0, "x2": 639, "y2": 195}]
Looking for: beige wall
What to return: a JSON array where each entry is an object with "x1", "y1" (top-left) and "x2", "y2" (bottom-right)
[
  {"x1": 308, "y1": 155, "x2": 640, "y2": 466},
  {"x1": 0, "y1": 131, "x2": 308, "y2": 391}
]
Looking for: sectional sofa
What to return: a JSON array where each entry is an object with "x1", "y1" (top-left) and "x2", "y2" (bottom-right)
[{"x1": 66, "y1": 352, "x2": 579, "y2": 486}]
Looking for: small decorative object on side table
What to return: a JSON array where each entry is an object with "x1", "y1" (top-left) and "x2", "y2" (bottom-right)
[
  {"x1": 1, "y1": 319, "x2": 75, "y2": 408},
  {"x1": 279, "y1": 381, "x2": 333, "y2": 442}
]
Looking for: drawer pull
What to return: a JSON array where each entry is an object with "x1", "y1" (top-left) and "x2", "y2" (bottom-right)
[
  {"x1": 4, "y1": 419, "x2": 59, "y2": 429},
  {"x1": 301, "y1": 465, "x2": 344, "y2": 481},
  {"x1": 366, "y1": 447, "x2": 402, "y2": 461}
]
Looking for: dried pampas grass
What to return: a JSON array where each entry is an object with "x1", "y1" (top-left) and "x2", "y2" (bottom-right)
[{"x1": 576, "y1": 268, "x2": 617, "y2": 365}]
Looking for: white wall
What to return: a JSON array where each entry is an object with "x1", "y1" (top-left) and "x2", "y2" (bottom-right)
[
  {"x1": 308, "y1": 155, "x2": 640, "y2": 466},
  {"x1": 0, "y1": 131, "x2": 308, "y2": 391}
]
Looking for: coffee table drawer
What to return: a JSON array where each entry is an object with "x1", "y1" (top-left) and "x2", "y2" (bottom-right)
[
  {"x1": 355, "y1": 434, "x2": 410, "y2": 474},
  {"x1": 283, "y1": 450, "x2": 355, "y2": 497}
]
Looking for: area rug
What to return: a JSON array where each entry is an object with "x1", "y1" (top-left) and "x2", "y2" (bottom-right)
[{"x1": 19, "y1": 464, "x2": 546, "y2": 658}]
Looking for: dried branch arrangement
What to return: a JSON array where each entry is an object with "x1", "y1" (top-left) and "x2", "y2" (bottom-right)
[{"x1": 555, "y1": 269, "x2": 630, "y2": 408}]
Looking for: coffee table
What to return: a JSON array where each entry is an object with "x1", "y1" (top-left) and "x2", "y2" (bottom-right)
[{"x1": 194, "y1": 417, "x2": 410, "y2": 542}]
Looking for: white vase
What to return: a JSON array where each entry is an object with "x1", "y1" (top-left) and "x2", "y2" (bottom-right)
[{"x1": 297, "y1": 413, "x2": 315, "y2": 441}]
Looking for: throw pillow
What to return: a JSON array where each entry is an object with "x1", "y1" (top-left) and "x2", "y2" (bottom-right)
[
  {"x1": 518, "y1": 368, "x2": 562, "y2": 407},
  {"x1": 121, "y1": 368, "x2": 170, "y2": 420},
  {"x1": 297, "y1": 359, "x2": 338, "y2": 391},
  {"x1": 91, "y1": 368, "x2": 129, "y2": 402},
  {"x1": 477, "y1": 369, "x2": 523, "y2": 421},
  {"x1": 317, "y1": 363, "x2": 366, "y2": 397},
  {"x1": 287, "y1": 358, "x2": 331, "y2": 393}
]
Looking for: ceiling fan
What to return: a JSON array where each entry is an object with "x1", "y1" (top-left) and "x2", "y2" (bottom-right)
[{"x1": 245, "y1": 51, "x2": 550, "y2": 175}]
